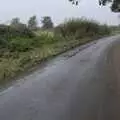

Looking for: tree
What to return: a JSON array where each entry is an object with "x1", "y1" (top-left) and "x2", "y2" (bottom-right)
[
  {"x1": 10, "y1": 17, "x2": 33, "y2": 38},
  {"x1": 11, "y1": 17, "x2": 20, "y2": 26},
  {"x1": 69, "y1": 0, "x2": 120, "y2": 12},
  {"x1": 10, "y1": 17, "x2": 26, "y2": 31},
  {"x1": 41, "y1": 16, "x2": 53, "y2": 29},
  {"x1": 28, "y1": 15, "x2": 38, "y2": 30}
]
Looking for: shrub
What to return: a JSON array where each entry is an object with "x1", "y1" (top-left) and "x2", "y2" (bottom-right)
[
  {"x1": 33, "y1": 32, "x2": 61, "y2": 45},
  {"x1": 55, "y1": 18, "x2": 110, "y2": 39},
  {"x1": 0, "y1": 24, "x2": 34, "y2": 40},
  {"x1": 0, "y1": 37, "x2": 9, "y2": 48},
  {"x1": 9, "y1": 38, "x2": 34, "y2": 52},
  {"x1": 99, "y1": 25, "x2": 111, "y2": 35}
]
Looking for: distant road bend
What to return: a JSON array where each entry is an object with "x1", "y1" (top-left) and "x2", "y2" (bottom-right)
[{"x1": 1, "y1": 36, "x2": 120, "y2": 120}]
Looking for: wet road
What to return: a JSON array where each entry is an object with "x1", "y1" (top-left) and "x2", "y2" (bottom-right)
[{"x1": 0, "y1": 36, "x2": 120, "y2": 120}]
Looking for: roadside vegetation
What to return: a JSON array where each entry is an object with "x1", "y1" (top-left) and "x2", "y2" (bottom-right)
[
  {"x1": 110, "y1": 25, "x2": 120, "y2": 35},
  {"x1": 0, "y1": 16, "x2": 111, "y2": 87}
]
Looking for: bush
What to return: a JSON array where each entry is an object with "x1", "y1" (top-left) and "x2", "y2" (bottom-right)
[
  {"x1": 33, "y1": 32, "x2": 61, "y2": 45},
  {"x1": 55, "y1": 18, "x2": 110, "y2": 39},
  {"x1": 10, "y1": 24, "x2": 34, "y2": 38},
  {"x1": 7, "y1": 33, "x2": 63, "y2": 52},
  {"x1": 0, "y1": 37, "x2": 9, "y2": 48},
  {"x1": 0, "y1": 24, "x2": 35, "y2": 51},
  {"x1": 0, "y1": 24, "x2": 34, "y2": 40},
  {"x1": 99, "y1": 25, "x2": 111, "y2": 35},
  {"x1": 9, "y1": 37, "x2": 34, "y2": 52}
]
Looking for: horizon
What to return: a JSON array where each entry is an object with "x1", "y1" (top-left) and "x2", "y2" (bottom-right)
[{"x1": 0, "y1": 0, "x2": 119, "y2": 25}]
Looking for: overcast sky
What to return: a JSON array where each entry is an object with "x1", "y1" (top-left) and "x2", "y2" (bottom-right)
[{"x1": 0, "y1": 0, "x2": 119, "y2": 25}]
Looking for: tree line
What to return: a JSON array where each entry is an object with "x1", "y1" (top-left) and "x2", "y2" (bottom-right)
[{"x1": 9, "y1": 15, "x2": 54, "y2": 31}]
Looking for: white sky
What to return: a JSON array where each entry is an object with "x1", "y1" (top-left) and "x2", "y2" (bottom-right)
[{"x1": 0, "y1": 0, "x2": 119, "y2": 25}]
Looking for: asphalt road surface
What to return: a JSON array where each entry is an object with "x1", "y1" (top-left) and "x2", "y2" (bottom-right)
[{"x1": 0, "y1": 36, "x2": 120, "y2": 120}]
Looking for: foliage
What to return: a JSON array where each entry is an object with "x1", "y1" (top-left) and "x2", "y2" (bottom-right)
[
  {"x1": 99, "y1": 0, "x2": 120, "y2": 12},
  {"x1": 9, "y1": 37, "x2": 34, "y2": 52},
  {"x1": 55, "y1": 18, "x2": 110, "y2": 39},
  {"x1": 0, "y1": 24, "x2": 34, "y2": 41},
  {"x1": 69, "y1": 0, "x2": 120, "y2": 12},
  {"x1": 28, "y1": 15, "x2": 38, "y2": 30},
  {"x1": 41, "y1": 16, "x2": 54, "y2": 29},
  {"x1": 11, "y1": 17, "x2": 20, "y2": 26}
]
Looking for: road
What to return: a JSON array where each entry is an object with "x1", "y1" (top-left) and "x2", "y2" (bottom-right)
[{"x1": 0, "y1": 36, "x2": 120, "y2": 120}]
